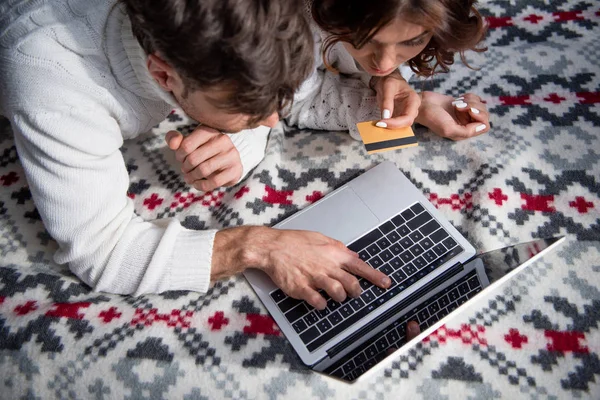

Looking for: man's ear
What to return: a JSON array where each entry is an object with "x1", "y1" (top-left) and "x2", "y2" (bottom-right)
[{"x1": 147, "y1": 53, "x2": 182, "y2": 93}]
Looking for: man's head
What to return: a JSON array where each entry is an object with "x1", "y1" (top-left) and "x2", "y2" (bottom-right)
[{"x1": 122, "y1": 0, "x2": 314, "y2": 132}]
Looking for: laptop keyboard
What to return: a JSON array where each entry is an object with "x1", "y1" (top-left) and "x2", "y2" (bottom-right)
[
  {"x1": 269, "y1": 202, "x2": 464, "y2": 352},
  {"x1": 326, "y1": 269, "x2": 483, "y2": 381}
]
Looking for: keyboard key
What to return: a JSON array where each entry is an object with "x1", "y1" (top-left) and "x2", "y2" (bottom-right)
[
  {"x1": 342, "y1": 360, "x2": 355, "y2": 375},
  {"x1": 409, "y1": 243, "x2": 424, "y2": 256},
  {"x1": 432, "y1": 243, "x2": 447, "y2": 256},
  {"x1": 448, "y1": 288, "x2": 460, "y2": 302},
  {"x1": 348, "y1": 229, "x2": 384, "y2": 252},
  {"x1": 304, "y1": 312, "x2": 319, "y2": 326},
  {"x1": 328, "y1": 311, "x2": 343, "y2": 325},
  {"x1": 358, "y1": 250, "x2": 370, "y2": 261},
  {"x1": 387, "y1": 328, "x2": 400, "y2": 345},
  {"x1": 399, "y1": 251, "x2": 413, "y2": 263},
  {"x1": 397, "y1": 225, "x2": 411, "y2": 237},
  {"x1": 409, "y1": 231, "x2": 424, "y2": 242},
  {"x1": 271, "y1": 289, "x2": 286, "y2": 303},
  {"x1": 447, "y1": 302, "x2": 458, "y2": 312},
  {"x1": 369, "y1": 255, "x2": 384, "y2": 268},
  {"x1": 391, "y1": 214, "x2": 405, "y2": 227},
  {"x1": 375, "y1": 337, "x2": 389, "y2": 352},
  {"x1": 390, "y1": 257, "x2": 403, "y2": 270},
  {"x1": 285, "y1": 303, "x2": 310, "y2": 323},
  {"x1": 300, "y1": 326, "x2": 320, "y2": 344},
  {"x1": 317, "y1": 319, "x2": 333, "y2": 333},
  {"x1": 361, "y1": 289, "x2": 375, "y2": 304},
  {"x1": 292, "y1": 319, "x2": 308, "y2": 333},
  {"x1": 387, "y1": 230, "x2": 401, "y2": 243},
  {"x1": 418, "y1": 309, "x2": 430, "y2": 322},
  {"x1": 401, "y1": 208, "x2": 415, "y2": 221},
  {"x1": 420, "y1": 220, "x2": 441, "y2": 236},
  {"x1": 458, "y1": 282, "x2": 470, "y2": 296},
  {"x1": 438, "y1": 294, "x2": 450, "y2": 308},
  {"x1": 457, "y1": 297, "x2": 468, "y2": 306},
  {"x1": 380, "y1": 249, "x2": 393, "y2": 262},
  {"x1": 430, "y1": 228, "x2": 449, "y2": 243},
  {"x1": 354, "y1": 352, "x2": 367, "y2": 366},
  {"x1": 468, "y1": 276, "x2": 480, "y2": 290},
  {"x1": 392, "y1": 269, "x2": 407, "y2": 283},
  {"x1": 371, "y1": 286, "x2": 385, "y2": 297},
  {"x1": 359, "y1": 279, "x2": 372, "y2": 290},
  {"x1": 400, "y1": 237, "x2": 414, "y2": 249},
  {"x1": 438, "y1": 308, "x2": 449, "y2": 319},
  {"x1": 443, "y1": 237, "x2": 458, "y2": 250},
  {"x1": 380, "y1": 264, "x2": 394, "y2": 276},
  {"x1": 389, "y1": 243, "x2": 403, "y2": 255},
  {"x1": 428, "y1": 302, "x2": 440, "y2": 315},
  {"x1": 278, "y1": 297, "x2": 303, "y2": 313},
  {"x1": 339, "y1": 305, "x2": 354, "y2": 318},
  {"x1": 406, "y1": 211, "x2": 432, "y2": 231},
  {"x1": 420, "y1": 237, "x2": 434, "y2": 249},
  {"x1": 377, "y1": 237, "x2": 391, "y2": 250},
  {"x1": 316, "y1": 307, "x2": 331, "y2": 319},
  {"x1": 402, "y1": 263, "x2": 417, "y2": 276},
  {"x1": 366, "y1": 244, "x2": 381, "y2": 257},
  {"x1": 380, "y1": 221, "x2": 395, "y2": 234},
  {"x1": 350, "y1": 298, "x2": 366, "y2": 312},
  {"x1": 413, "y1": 256, "x2": 427, "y2": 269},
  {"x1": 423, "y1": 250, "x2": 437, "y2": 263},
  {"x1": 410, "y1": 203, "x2": 425, "y2": 215},
  {"x1": 365, "y1": 344, "x2": 378, "y2": 358}
]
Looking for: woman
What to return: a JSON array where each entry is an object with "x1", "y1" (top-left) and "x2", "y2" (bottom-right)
[{"x1": 287, "y1": 0, "x2": 490, "y2": 141}]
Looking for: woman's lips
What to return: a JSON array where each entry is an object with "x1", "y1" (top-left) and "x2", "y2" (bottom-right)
[{"x1": 371, "y1": 66, "x2": 396, "y2": 75}]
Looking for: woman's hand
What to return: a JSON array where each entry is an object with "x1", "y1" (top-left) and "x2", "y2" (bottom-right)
[
  {"x1": 371, "y1": 74, "x2": 421, "y2": 129},
  {"x1": 416, "y1": 91, "x2": 490, "y2": 140}
]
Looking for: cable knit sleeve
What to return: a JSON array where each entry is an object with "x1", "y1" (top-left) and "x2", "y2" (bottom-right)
[
  {"x1": 226, "y1": 125, "x2": 270, "y2": 183},
  {"x1": 286, "y1": 28, "x2": 381, "y2": 141},
  {"x1": 3, "y1": 68, "x2": 216, "y2": 296}
]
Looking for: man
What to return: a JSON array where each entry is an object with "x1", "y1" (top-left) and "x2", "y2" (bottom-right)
[{"x1": 0, "y1": 0, "x2": 390, "y2": 310}]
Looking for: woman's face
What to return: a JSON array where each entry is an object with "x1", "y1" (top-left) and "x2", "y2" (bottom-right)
[{"x1": 343, "y1": 18, "x2": 433, "y2": 76}]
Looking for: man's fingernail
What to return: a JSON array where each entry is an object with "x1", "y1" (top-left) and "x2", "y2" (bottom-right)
[
  {"x1": 476, "y1": 124, "x2": 487, "y2": 132},
  {"x1": 471, "y1": 107, "x2": 480, "y2": 114},
  {"x1": 375, "y1": 121, "x2": 388, "y2": 128},
  {"x1": 408, "y1": 322, "x2": 420, "y2": 334},
  {"x1": 382, "y1": 277, "x2": 391, "y2": 287},
  {"x1": 382, "y1": 109, "x2": 392, "y2": 119},
  {"x1": 454, "y1": 101, "x2": 468, "y2": 109}
]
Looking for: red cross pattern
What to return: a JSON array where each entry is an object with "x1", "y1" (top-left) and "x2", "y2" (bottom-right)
[
  {"x1": 14, "y1": 301, "x2": 38, "y2": 316},
  {"x1": 143, "y1": 193, "x2": 164, "y2": 210},
  {"x1": 521, "y1": 193, "x2": 555, "y2": 212},
  {"x1": 131, "y1": 308, "x2": 194, "y2": 328},
  {"x1": 423, "y1": 323, "x2": 487, "y2": 346},
  {"x1": 524, "y1": 14, "x2": 544, "y2": 24},
  {"x1": 234, "y1": 186, "x2": 250, "y2": 199},
  {"x1": 504, "y1": 328, "x2": 529, "y2": 349},
  {"x1": 98, "y1": 307, "x2": 122, "y2": 323},
  {"x1": 0, "y1": 171, "x2": 19, "y2": 187},
  {"x1": 45, "y1": 302, "x2": 91, "y2": 320},
  {"x1": 569, "y1": 196, "x2": 594, "y2": 213},
  {"x1": 428, "y1": 192, "x2": 473, "y2": 211},
  {"x1": 489, "y1": 188, "x2": 508, "y2": 206},
  {"x1": 263, "y1": 186, "x2": 293, "y2": 205},
  {"x1": 545, "y1": 330, "x2": 589, "y2": 354},
  {"x1": 208, "y1": 311, "x2": 229, "y2": 331},
  {"x1": 243, "y1": 314, "x2": 280, "y2": 336},
  {"x1": 306, "y1": 191, "x2": 323, "y2": 204}
]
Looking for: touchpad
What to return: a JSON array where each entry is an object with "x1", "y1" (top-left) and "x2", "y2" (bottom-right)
[{"x1": 276, "y1": 187, "x2": 380, "y2": 244}]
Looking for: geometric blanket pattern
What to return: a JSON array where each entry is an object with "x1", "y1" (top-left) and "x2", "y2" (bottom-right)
[{"x1": 1, "y1": 0, "x2": 599, "y2": 398}]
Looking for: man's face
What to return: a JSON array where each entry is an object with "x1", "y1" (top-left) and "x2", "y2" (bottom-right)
[{"x1": 173, "y1": 86, "x2": 280, "y2": 133}]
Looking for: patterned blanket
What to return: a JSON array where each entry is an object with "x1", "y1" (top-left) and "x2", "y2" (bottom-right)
[{"x1": 1, "y1": 0, "x2": 599, "y2": 398}]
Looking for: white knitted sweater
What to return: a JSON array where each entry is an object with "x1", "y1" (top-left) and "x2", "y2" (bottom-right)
[{"x1": 0, "y1": 0, "x2": 270, "y2": 295}]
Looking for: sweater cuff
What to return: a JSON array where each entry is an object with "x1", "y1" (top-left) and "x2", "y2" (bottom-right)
[
  {"x1": 166, "y1": 228, "x2": 217, "y2": 293},
  {"x1": 227, "y1": 126, "x2": 270, "y2": 183}
]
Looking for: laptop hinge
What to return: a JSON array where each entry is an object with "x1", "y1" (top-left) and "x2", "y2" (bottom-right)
[{"x1": 326, "y1": 261, "x2": 464, "y2": 359}]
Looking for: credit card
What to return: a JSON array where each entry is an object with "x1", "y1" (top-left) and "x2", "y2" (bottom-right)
[{"x1": 356, "y1": 121, "x2": 418, "y2": 154}]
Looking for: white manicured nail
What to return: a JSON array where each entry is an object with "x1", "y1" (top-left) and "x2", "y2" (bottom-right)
[
  {"x1": 455, "y1": 97, "x2": 464, "y2": 101},
  {"x1": 375, "y1": 121, "x2": 388, "y2": 128},
  {"x1": 382, "y1": 109, "x2": 391, "y2": 119},
  {"x1": 471, "y1": 107, "x2": 480, "y2": 114},
  {"x1": 475, "y1": 124, "x2": 486, "y2": 132},
  {"x1": 455, "y1": 102, "x2": 468, "y2": 109}
]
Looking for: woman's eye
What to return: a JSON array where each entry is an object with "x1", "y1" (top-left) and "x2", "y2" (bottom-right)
[{"x1": 402, "y1": 38, "x2": 426, "y2": 47}]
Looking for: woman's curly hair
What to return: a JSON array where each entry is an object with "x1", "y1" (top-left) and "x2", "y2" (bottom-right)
[{"x1": 311, "y1": 0, "x2": 487, "y2": 77}]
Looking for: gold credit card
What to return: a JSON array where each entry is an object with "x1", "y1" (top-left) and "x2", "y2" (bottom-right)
[{"x1": 356, "y1": 121, "x2": 418, "y2": 154}]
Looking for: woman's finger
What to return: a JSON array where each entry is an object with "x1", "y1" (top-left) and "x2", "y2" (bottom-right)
[{"x1": 165, "y1": 130, "x2": 184, "y2": 151}]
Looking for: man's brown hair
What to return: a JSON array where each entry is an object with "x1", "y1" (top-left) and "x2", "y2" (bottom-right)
[
  {"x1": 122, "y1": 0, "x2": 314, "y2": 122},
  {"x1": 311, "y1": 0, "x2": 487, "y2": 77}
]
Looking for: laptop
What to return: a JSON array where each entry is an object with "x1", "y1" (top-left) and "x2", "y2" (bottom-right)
[{"x1": 244, "y1": 161, "x2": 565, "y2": 382}]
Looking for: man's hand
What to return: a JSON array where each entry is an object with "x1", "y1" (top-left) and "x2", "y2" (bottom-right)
[
  {"x1": 211, "y1": 226, "x2": 392, "y2": 310},
  {"x1": 166, "y1": 125, "x2": 243, "y2": 192},
  {"x1": 416, "y1": 91, "x2": 490, "y2": 140},
  {"x1": 371, "y1": 74, "x2": 421, "y2": 129}
]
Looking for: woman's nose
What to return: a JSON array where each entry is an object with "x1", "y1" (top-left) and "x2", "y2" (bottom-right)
[
  {"x1": 261, "y1": 112, "x2": 279, "y2": 128},
  {"x1": 374, "y1": 46, "x2": 398, "y2": 71}
]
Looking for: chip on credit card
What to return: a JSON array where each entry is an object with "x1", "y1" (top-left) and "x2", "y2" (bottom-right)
[{"x1": 356, "y1": 121, "x2": 418, "y2": 154}]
